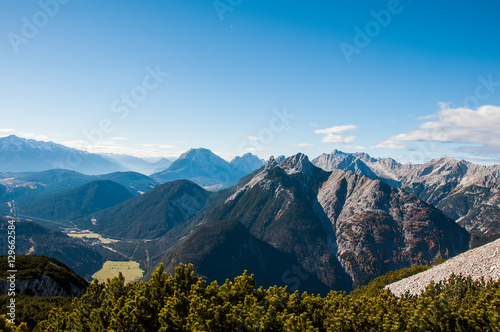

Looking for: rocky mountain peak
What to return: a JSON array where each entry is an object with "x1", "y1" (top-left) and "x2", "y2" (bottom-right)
[
  {"x1": 180, "y1": 148, "x2": 218, "y2": 160},
  {"x1": 265, "y1": 155, "x2": 280, "y2": 170},
  {"x1": 278, "y1": 153, "x2": 314, "y2": 175},
  {"x1": 331, "y1": 149, "x2": 348, "y2": 158},
  {"x1": 230, "y1": 153, "x2": 265, "y2": 174}
]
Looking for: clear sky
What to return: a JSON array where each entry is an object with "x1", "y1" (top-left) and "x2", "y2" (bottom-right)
[{"x1": 1, "y1": 0, "x2": 499, "y2": 164}]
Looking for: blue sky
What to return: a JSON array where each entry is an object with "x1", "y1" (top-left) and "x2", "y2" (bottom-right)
[{"x1": 1, "y1": 1, "x2": 499, "y2": 164}]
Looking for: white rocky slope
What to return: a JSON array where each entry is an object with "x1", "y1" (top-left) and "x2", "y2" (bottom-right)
[{"x1": 386, "y1": 238, "x2": 500, "y2": 297}]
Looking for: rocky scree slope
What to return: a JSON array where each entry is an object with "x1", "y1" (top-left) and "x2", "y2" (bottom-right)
[{"x1": 387, "y1": 238, "x2": 500, "y2": 297}]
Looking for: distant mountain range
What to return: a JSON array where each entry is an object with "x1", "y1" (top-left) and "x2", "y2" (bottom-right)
[
  {"x1": 0, "y1": 135, "x2": 177, "y2": 175},
  {"x1": 312, "y1": 150, "x2": 500, "y2": 235},
  {"x1": 0, "y1": 136, "x2": 265, "y2": 189},
  {"x1": 151, "y1": 148, "x2": 265, "y2": 189},
  {"x1": 99, "y1": 153, "x2": 173, "y2": 175},
  {"x1": 0, "y1": 135, "x2": 126, "y2": 174}
]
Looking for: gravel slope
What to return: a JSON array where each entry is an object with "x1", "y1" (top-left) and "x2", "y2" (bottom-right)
[{"x1": 386, "y1": 238, "x2": 500, "y2": 297}]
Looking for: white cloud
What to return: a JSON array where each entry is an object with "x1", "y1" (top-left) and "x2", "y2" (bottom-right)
[
  {"x1": 247, "y1": 136, "x2": 260, "y2": 141},
  {"x1": 374, "y1": 140, "x2": 408, "y2": 150},
  {"x1": 314, "y1": 125, "x2": 357, "y2": 135},
  {"x1": 321, "y1": 134, "x2": 356, "y2": 144},
  {"x1": 0, "y1": 128, "x2": 15, "y2": 134},
  {"x1": 110, "y1": 137, "x2": 128, "y2": 140},
  {"x1": 17, "y1": 131, "x2": 51, "y2": 141},
  {"x1": 314, "y1": 125, "x2": 358, "y2": 144},
  {"x1": 61, "y1": 139, "x2": 179, "y2": 158},
  {"x1": 378, "y1": 104, "x2": 500, "y2": 154},
  {"x1": 345, "y1": 145, "x2": 366, "y2": 150},
  {"x1": 286, "y1": 143, "x2": 314, "y2": 147},
  {"x1": 138, "y1": 143, "x2": 176, "y2": 149},
  {"x1": 244, "y1": 147, "x2": 267, "y2": 152}
]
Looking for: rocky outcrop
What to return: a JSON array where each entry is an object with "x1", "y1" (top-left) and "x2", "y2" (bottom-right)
[
  {"x1": 0, "y1": 273, "x2": 86, "y2": 297},
  {"x1": 0, "y1": 255, "x2": 89, "y2": 298}
]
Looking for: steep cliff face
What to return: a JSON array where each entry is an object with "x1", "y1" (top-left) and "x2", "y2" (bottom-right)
[
  {"x1": 203, "y1": 154, "x2": 469, "y2": 290},
  {"x1": 318, "y1": 170, "x2": 469, "y2": 286}
]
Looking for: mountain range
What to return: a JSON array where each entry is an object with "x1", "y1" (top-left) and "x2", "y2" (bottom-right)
[
  {"x1": 100, "y1": 153, "x2": 173, "y2": 175},
  {"x1": 5, "y1": 151, "x2": 472, "y2": 293},
  {"x1": 151, "y1": 148, "x2": 265, "y2": 189},
  {"x1": 1, "y1": 136, "x2": 499, "y2": 294},
  {"x1": 0, "y1": 135, "x2": 126, "y2": 174},
  {"x1": 0, "y1": 136, "x2": 266, "y2": 190},
  {"x1": 84, "y1": 153, "x2": 470, "y2": 292},
  {"x1": 191, "y1": 154, "x2": 469, "y2": 289},
  {"x1": 0, "y1": 135, "x2": 175, "y2": 175},
  {"x1": 313, "y1": 150, "x2": 500, "y2": 235}
]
